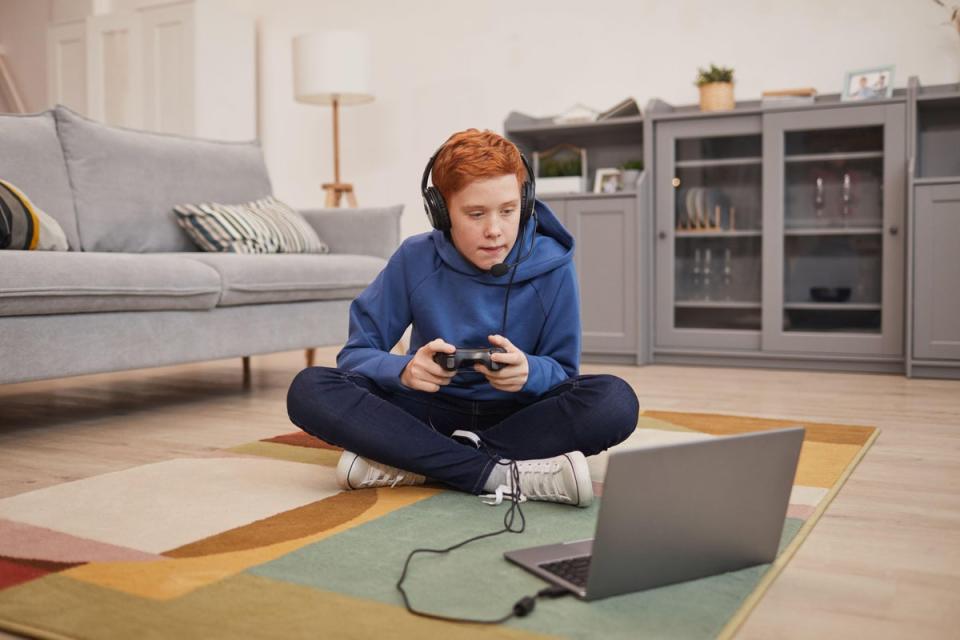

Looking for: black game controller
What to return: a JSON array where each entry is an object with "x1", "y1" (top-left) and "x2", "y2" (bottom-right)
[{"x1": 433, "y1": 347, "x2": 507, "y2": 372}]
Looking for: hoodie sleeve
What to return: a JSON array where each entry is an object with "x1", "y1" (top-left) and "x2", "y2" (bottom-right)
[
  {"x1": 336, "y1": 243, "x2": 415, "y2": 391},
  {"x1": 518, "y1": 261, "x2": 581, "y2": 399}
]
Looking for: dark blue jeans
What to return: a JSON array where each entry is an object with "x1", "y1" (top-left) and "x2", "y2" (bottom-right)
[{"x1": 286, "y1": 367, "x2": 639, "y2": 494}]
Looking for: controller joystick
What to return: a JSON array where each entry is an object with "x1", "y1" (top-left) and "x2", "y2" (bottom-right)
[{"x1": 433, "y1": 347, "x2": 507, "y2": 372}]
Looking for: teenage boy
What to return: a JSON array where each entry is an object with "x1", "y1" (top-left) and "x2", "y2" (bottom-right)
[{"x1": 286, "y1": 129, "x2": 639, "y2": 507}]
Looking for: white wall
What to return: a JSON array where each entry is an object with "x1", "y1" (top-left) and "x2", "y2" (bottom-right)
[
  {"x1": 2, "y1": 0, "x2": 958, "y2": 240},
  {"x1": 253, "y1": 0, "x2": 960, "y2": 240}
]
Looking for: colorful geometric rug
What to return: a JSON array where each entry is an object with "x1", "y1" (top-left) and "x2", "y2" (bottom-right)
[{"x1": 0, "y1": 411, "x2": 878, "y2": 639}]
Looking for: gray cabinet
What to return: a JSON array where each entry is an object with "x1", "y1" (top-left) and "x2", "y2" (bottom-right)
[
  {"x1": 763, "y1": 104, "x2": 906, "y2": 357},
  {"x1": 543, "y1": 195, "x2": 638, "y2": 361},
  {"x1": 654, "y1": 115, "x2": 763, "y2": 352},
  {"x1": 906, "y1": 78, "x2": 960, "y2": 378},
  {"x1": 652, "y1": 102, "x2": 907, "y2": 369},
  {"x1": 913, "y1": 183, "x2": 960, "y2": 361}
]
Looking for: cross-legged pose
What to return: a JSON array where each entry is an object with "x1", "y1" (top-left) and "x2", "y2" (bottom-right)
[{"x1": 286, "y1": 129, "x2": 639, "y2": 507}]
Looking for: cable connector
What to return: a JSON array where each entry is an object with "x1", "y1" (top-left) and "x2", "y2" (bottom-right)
[
  {"x1": 537, "y1": 585, "x2": 571, "y2": 598},
  {"x1": 512, "y1": 596, "x2": 537, "y2": 617}
]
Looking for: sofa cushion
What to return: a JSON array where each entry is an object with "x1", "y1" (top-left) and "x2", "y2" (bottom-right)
[
  {"x1": 0, "y1": 252, "x2": 222, "y2": 317},
  {"x1": 0, "y1": 111, "x2": 81, "y2": 250},
  {"x1": 54, "y1": 105, "x2": 273, "y2": 253},
  {"x1": 174, "y1": 196, "x2": 329, "y2": 254},
  {"x1": 167, "y1": 252, "x2": 385, "y2": 306}
]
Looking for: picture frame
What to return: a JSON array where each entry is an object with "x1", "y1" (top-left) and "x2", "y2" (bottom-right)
[
  {"x1": 593, "y1": 168, "x2": 622, "y2": 194},
  {"x1": 841, "y1": 65, "x2": 895, "y2": 102}
]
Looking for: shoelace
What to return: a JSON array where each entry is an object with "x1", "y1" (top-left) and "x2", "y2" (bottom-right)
[
  {"x1": 359, "y1": 461, "x2": 423, "y2": 489},
  {"x1": 518, "y1": 458, "x2": 567, "y2": 502},
  {"x1": 479, "y1": 458, "x2": 568, "y2": 505}
]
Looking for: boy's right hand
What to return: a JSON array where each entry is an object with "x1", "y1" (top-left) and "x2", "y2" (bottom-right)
[{"x1": 400, "y1": 338, "x2": 457, "y2": 392}]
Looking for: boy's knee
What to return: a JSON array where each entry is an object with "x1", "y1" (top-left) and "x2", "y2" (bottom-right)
[
  {"x1": 597, "y1": 374, "x2": 640, "y2": 444},
  {"x1": 286, "y1": 366, "x2": 335, "y2": 426}
]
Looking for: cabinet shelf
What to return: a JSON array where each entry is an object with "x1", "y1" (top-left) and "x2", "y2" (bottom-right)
[
  {"x1": 675, "y1": 157, "x2": 762, "y2": 169},
  {"x1": 783, "y1": 227, "x2": 883, "y2": 236},
  {"x1": 784, "y1": 303, "x2": 882, "y2": 311},
  {"x1": 675, "y1": 301, "x2": 761, "y2": 309},
  {"x1": 784, "y1": 151, "x2": 883, "y2": 164},
  {"x1": 674, "y1": 230, "x2": 762, "y2": 238}
]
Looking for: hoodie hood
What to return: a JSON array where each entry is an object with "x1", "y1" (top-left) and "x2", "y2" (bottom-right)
[{"x1": 430, "y1": 199, "x2": 573, "y2": 285}]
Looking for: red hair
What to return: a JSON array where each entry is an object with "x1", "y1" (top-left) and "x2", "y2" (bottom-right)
[{"x1": 431, "y1": 129, "x2": 527, "y2": 202}]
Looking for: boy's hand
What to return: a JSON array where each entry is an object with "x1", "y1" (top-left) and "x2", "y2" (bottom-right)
[
  {"x1": 400, "y1": 338, "x2": 456, "y2": 392},
  {"x1": 474, "y1": 334, "x2": 529, "y2": 392}
]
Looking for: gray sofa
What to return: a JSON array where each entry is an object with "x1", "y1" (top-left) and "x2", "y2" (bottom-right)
[{"x1": 0, "y1": 106, "x2": 401, "y2": 385}]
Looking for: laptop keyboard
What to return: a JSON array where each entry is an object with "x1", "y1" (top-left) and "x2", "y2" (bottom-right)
[{"x1": 539, "y1": 555, "x2": 592, "y2": 588}]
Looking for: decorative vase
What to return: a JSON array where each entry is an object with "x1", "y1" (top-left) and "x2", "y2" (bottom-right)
[{"x1": 699, "y1": 82, "x2": 735, "y2": 112}]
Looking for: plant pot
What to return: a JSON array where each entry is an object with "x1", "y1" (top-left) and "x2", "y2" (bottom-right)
[
  {"x1": 699, "y1": 82, "x2": 735, "y2": 112},
  {"x1": 621, "y1": 169, "x2": 641, "y2": 191},
  {"x1": 537, "y1": 176, "x2": 586, "y2": 194}
]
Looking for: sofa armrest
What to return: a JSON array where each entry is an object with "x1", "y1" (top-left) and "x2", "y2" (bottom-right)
[{"x1": 298, "y1": 204, "x2": 403, "y2": 260}]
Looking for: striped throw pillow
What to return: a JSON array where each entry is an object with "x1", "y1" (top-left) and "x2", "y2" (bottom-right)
[{"x1": 173, "y1": 196, "x2": 329, "y2": 254}]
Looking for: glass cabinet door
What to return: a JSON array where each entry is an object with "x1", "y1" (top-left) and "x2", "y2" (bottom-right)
[
  {"x1": 656, "y1": 116, "x2": 763, "y2": 350},
  {"x1": 762, "y1": 104, "x2": 906, "y2": 356}
]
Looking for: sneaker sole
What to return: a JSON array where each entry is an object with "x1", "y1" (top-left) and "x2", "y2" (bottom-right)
[{"x1": 564, "y1": 452, "x2": 594, "y2": 508}]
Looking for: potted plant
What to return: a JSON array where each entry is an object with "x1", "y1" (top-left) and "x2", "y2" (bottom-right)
[
  {"x1": 533, "y1": 144, "x2": 588, "y2": 194},
  {"x1": 620, "y1": 159, "x2": 645, "y2": 191},
  {"x1": 695, "y1": 64, "x2": 735, "y2": 112}
]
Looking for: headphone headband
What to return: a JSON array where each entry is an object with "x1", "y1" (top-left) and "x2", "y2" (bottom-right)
[{"x1": 421, "y1": 142, "x2": 536, "y2": 232}]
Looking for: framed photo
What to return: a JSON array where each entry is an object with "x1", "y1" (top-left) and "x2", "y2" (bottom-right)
[
  {"x1": 593, "y1": 168, "x2": 622, "y2": 194},
  {"x1": 842, "y1": 65, "x2": 894, "y2": 102}
]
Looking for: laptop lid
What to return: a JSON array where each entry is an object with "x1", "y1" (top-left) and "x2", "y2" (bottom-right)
[
  {"x1": 504, "y1": 427, "x2": 805, "y2": 600},
  {"x1": 582, "y1": 427, "x2": 804, "y2": 600}
]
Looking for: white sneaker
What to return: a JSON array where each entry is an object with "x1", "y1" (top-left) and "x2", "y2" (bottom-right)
[
  {"x1": 335, "y1": 451, "x2": 426, "y2": 490},
  {"x1": 482, "y1": 451, "x2": 594, "y2": 508}
]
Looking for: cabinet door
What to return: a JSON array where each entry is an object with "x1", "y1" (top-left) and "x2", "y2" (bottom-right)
[
  {"x1": 47, "y1": 21, "x2": 87, "y2": 112},
  {"x1": 141, "y1": 3, "x2": 195, "y2": 136},
  {"x1": 914, "y1": 184, "x2": 960, "y2": 360},
  {"x1": 654, "y1": 116, "x2": 763, "y2": 351},
  {"x1": 565, "y1": 197, "x2": 637, "y2": 355},
  {"x1": 86, "y1": 12, "x2": 143, "y2": 128},
  {"x1": 762, "y1": 104, "x2": 905, "y2": 356}
]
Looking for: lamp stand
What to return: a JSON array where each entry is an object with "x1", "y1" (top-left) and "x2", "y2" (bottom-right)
[{"x1": 321, "y1": 97, "x2": 358, "y2": 207}]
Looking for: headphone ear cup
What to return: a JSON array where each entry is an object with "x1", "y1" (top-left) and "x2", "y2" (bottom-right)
[
  {"x1": 520, "y1": 180, "x2": 535, "y2": 226},
  {"x1": 424, "y1": 186, "x2": 450, "y2": 231}
]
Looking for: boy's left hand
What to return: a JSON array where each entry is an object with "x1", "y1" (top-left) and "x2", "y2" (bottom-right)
[{"x1": 474, "y1": 334, "x2": 528, "y2": 392}]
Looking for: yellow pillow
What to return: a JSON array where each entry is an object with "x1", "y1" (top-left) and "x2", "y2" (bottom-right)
[{"x1": 0, "y1": 179, "x2": 69, "y2": 251}]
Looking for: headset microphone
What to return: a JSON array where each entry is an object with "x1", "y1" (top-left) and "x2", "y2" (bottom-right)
[
  {"x1": 490, "y1": 211, "x2": 539, "y2": 277},
  {"x1": 490, "y1": 263, "x2": 511, "y2": 277}
]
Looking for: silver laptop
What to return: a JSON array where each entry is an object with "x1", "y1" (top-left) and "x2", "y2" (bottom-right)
[{"x1": 504, "y1": 427, "x2": 804, "y2": 601}]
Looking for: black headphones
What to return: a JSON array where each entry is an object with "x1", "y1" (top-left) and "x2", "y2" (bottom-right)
[{"x1": 421, "y1": 143, "x2": 536, "y2": 232}]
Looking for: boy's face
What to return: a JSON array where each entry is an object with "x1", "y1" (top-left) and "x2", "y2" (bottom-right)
[{"x1": 447, "y1": 174, "x2": 522, "y2": 272}]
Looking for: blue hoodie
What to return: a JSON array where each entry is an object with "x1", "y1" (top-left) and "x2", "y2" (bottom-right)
[{"x1": 337, "y1": 199, "x2": 580, "y2": 402}]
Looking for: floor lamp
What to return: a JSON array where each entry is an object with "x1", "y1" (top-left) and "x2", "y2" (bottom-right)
[{"x1": 293, "y1": 31, "x2": 374, "y2": 208}]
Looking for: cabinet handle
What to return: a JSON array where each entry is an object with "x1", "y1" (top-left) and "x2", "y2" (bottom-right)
[
  {"x1": 889, "y1": 225, "x2": 899, "y2": 235},
  {"x1": 658, "y1": 231, "x2": 668, "y2": 240}
]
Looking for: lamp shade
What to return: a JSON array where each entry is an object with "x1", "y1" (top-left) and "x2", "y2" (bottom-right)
[{"x1": 293, "y1": 31, "x2": 374, "y2": 106}]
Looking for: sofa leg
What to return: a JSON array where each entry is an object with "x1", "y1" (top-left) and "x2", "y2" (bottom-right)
[
  {"x1": 305, "y1": 348, "x2": 315, "y2": 367},
  {"x1": 242, "y1": 356, "x2": 251, "y2": 386}
]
